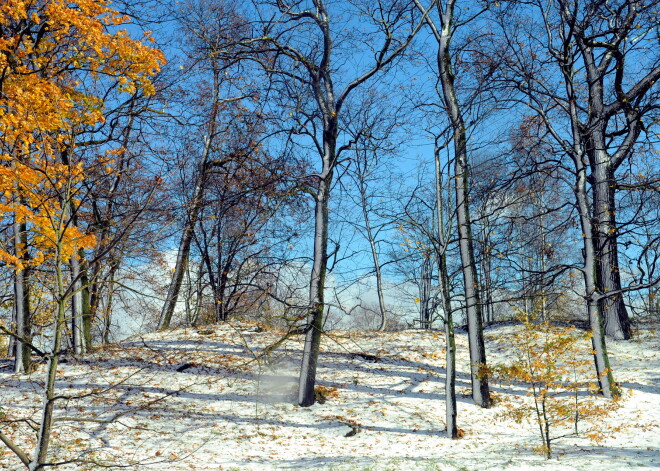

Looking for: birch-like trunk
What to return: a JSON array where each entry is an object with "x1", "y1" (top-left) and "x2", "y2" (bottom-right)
[{"x1": 70, "y1": 254, "x2": 85, "y2": 354}]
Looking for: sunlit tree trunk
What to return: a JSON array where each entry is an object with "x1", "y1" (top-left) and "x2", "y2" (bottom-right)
[
  {"x1": 298, "y1": 146, "x2": 334, "y2": 407},
  {"x1": 573, "y1": 154, "x2": 619, "y2": 399},
  {"x1": 435, "y1": 146, "x2": 457, "y2": 438},
  {"x1": 437, "y1": 0, "x2": 491, "y2": 408}
]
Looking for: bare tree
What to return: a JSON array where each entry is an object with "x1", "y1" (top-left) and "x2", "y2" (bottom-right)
[
  {"x1": 158, "y1": 0, "x2": 252, "y2": 330},
  {"x1": 239, "y1": 0, "x2": 435, "y2": 406},
  {"x1": 489, "y1": 0, "x2": 660, "y2": 396},
  {"x1": 413, "y1": 0, "x2": 492, "y2": 408},
  {"x1": 496, "y1": 0, "x2": 660, "y2": 341}
]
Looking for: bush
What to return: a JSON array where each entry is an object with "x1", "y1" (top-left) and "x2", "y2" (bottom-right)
[{"x1": 489, "y1": 312, "x2": 622, "y2": 458}]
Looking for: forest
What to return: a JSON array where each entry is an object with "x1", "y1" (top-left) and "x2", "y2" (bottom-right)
[{"x1": 0, "y1": 0, "x2": 659, "y2": 469}]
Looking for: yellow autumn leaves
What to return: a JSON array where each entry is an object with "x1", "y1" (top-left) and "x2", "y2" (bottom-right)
[{"x1": 0, "y1": 0, "x2": 164, "y2": 269}]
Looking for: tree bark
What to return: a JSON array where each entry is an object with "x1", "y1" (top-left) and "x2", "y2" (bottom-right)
[
  {"x1": 435, "y1": 146, "x2": 457, "y2": 438},
  {"x1": 70, "y1": 254, "x2": 85, "y2": 355},
  {"x1": 298, "y1": 171, "x2": 332, "y2": 407},
  {"x1": 590, "y1": 155, "x2": 631, "y2": 339},
  {"x1": 13, "y1": 219, "x2": 31, "y2": 374},
  {"x1": 436, "y1": 0, "x2": 490, "y2": 408},
  {"x1": 412, "y1": 0, "x2": 491, "y2": 408},
  {"x1": 574, "y1": 156, "x2": 619, "y2": 399},
  {"x1": 571, "y1": 1, "x2": 654, "y2": 341}
]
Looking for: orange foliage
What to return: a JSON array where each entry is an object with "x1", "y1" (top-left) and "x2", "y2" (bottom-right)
[{"x1": 0, "y1": 0, "x2": 164, "y2": 267}]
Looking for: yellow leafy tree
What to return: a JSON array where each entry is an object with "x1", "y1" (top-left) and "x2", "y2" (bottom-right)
[
  {"x1": 0, "y1": 1, "x2": 163, "y2": 468},
  {"x1": 489, "y1": 313, "x2": 622, "y2": 459}
]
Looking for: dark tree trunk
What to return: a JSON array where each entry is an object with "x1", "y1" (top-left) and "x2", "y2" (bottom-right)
[
  {"x1": 298, "y1": 172, "x2": 331, "y2": 407},
  {"x1": 442, "y1": 258, "x2": 458, "y2": 438},
  {"x1": 574, "y1": 158, "x2": 619, "y2": 399},
  {"x1": 591, "y1": 160, "x2": 631, "y2": 339},
  {"x1": 158, "y1": 167, "x2": 209, "y2": 330},
  {"x1": 80, "y1": 255, "x2": 93, "y2": 350},
  {"x1": 13, "y1": 219, "x2": 31, "y2": 374},
  {"x1": 440, "y1": 17, "x2": 491, "y2": 407}
]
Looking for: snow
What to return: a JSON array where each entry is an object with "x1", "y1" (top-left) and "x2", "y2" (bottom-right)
[{"x1": 1, "y1": 322, "x2": 659, "y2": 470}]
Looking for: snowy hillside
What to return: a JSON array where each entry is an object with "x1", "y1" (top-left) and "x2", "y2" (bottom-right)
[{"x1": 1, "y1": 322, "x2": 658, "y2": 470}]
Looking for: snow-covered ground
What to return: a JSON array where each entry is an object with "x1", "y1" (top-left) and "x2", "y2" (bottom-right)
[{"x1": 1, "y1": 321, "x2": 658, "y2": 470}]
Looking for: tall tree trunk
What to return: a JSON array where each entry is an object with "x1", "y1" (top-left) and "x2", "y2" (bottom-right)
[
  {"x1": 591, "y1": 155, "x2": 631, "y2": 339},
  {"x1": 576, "y1": 24, "x2": 635, "y2": 341},
  {"x1": 158, "y1": 152, "x2": 210, "y2": 330},
  {"x1": 79, "y1": 254, "x2": 93, "y2": 350},
  {"x1": 435, "y1": 1, "x2": 490, "y2": 407},
  {"x1": 298, "y1": 171, "x2": 332, "y2": 407},
  {"x1": 554, "y1": 35, "x2": 619, "y2": 398},
  {"x1": 435, "y1": 146, "x2": 457, "y2": 438},
  {"x1": 574, "y1": 156, "x2": 619, "y2": 399},
  {"x1": 454, "y1": 148, "x2": 490, "y2": 407},
  {"x1": 440, "y1": 252, "x2": 458, "y2": 437},
  {"x1": 413, "y1": 0, "x2": 492, "y2": 408},
  {"x1": 32, "y1": 245, "x2": 68, "y2": 469},
  {"x1": 70, "y1": 254, "x2": 85, "y2": 355},
  {"x1": 13, "y1": 219, "x2": 31, "y2": 374}
]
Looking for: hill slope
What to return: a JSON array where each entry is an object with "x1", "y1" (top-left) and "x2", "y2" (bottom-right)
[{"x1": 1, "y1": 322, "x2": 659, "y2": 470}]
